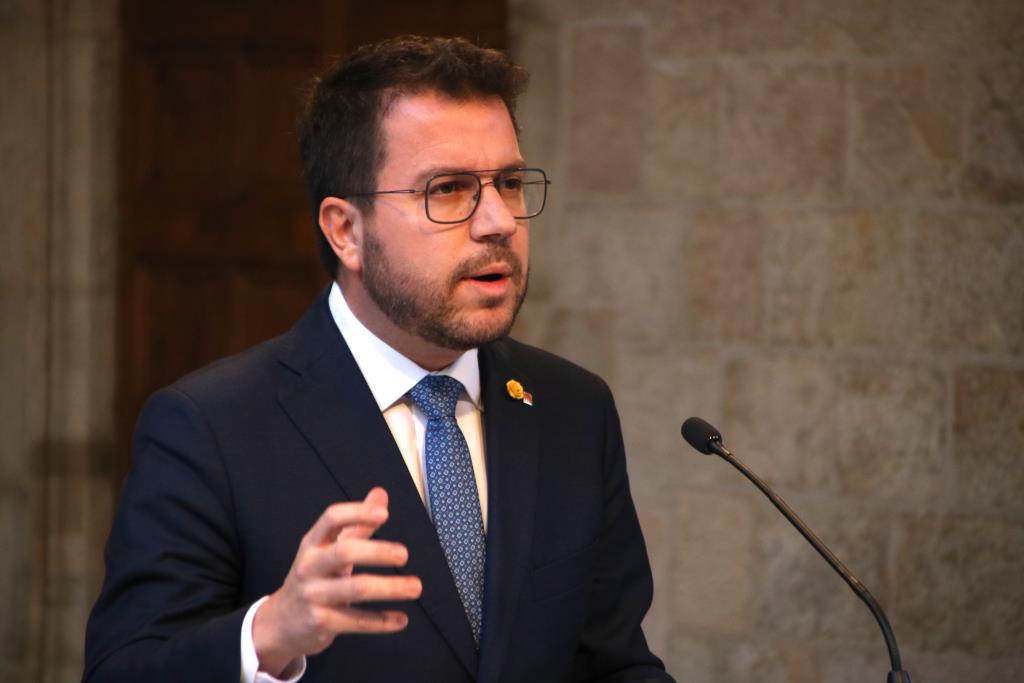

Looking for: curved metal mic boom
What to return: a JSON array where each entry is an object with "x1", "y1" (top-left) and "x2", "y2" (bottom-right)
[{"x1": 680, "y1": 417, "x2": 912, "y2": 683}]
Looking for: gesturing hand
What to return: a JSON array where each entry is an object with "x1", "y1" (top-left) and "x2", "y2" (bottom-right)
[{"x1": 252, "y1": 487, "x2": 422, "y2": 676}]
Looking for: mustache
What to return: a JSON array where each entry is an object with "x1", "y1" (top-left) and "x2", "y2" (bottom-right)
[{"x1": 450, "y1": 245, "x2": 525, "y2": 283}]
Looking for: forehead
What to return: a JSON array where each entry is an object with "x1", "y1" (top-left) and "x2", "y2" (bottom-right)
[{"x1": 378, "y1": 91, "x2": 522, "y2": 181}]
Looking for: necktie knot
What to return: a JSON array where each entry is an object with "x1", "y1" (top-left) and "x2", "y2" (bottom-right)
[{"x1": 409, "y1": 374, "x2": 463, "y2": 421}]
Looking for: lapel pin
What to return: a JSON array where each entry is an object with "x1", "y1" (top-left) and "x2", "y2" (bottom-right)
[{"x1": 506, "y1": 379, "x2": 533, "y2": 406}]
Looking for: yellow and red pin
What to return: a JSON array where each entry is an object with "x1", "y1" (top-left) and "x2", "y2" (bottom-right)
[{"x1": 505, "y1": 379, "x2": 533, "y2": 406}]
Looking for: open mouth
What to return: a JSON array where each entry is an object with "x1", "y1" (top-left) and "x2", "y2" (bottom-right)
[{"x1": 470, "y1": 273, "x2": 505, "y2": 283}]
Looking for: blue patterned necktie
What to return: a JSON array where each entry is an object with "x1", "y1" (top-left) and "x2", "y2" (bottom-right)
[{"x1": 408, "y1": 374, "x2": 486, "y2": 644}]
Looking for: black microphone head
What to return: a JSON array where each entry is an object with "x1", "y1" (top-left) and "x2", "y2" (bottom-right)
[{"x1": 681, "y1": 417, "x2": 723, "y2": 455}]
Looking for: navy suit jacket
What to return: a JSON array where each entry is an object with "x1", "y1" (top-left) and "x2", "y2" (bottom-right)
[{"x1": 84, "y1": 291, "x2": 672, "y2": 682}]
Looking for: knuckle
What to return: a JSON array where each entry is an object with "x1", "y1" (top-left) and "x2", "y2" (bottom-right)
[
  {"x1": 309, "y1": 607, "x2": 332, "y2": 633},
  {"x1": 347, "y1": 578, "x2": 368, "y2": 602},
  {"x1": 294, "y1": 557, "x2": 315, "y2": 582},
  {"x1": 333, "y1": 539, "x2": 351, "y2": 564},
  {"x1": 300, "y1": 582, "x2": 319, "y2": 605}
]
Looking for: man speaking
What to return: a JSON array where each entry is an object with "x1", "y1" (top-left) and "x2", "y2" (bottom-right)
[{"x1": 84, "y1": 35, "x2": 673, "y2": 682}]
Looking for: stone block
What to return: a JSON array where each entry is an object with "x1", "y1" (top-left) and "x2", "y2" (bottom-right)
[
  {"x1": 720, "y1": 62, "x2": 845, "y2": 200},
  {"x1": 661, "y1": 632, "x2": 715, "y2": 683},
  {"x1": 49, "y1": 35, "x2": 119, "y2": 293},
  {"x1": 567, "y1": 24, "x2": 647, "y2": 195},
  {"x1": 720, "y1": 0, "x2": 890, "y2": 57},
  {"x1": 833, "y1": 360, "x2": 948, "y2": 500},
  {"x1": 649, "y1": 0, "x2": 892, "y2": 60},
  {"x1": 510, "y1": 0, "x2": 643, "y2": 26},
  {"x1": 672, "y1": 490, "x2": 756, "y2": 634},
  {"x1": 44, "y1": 471, "x2": 114, "y2": 596},
  {"x1": 48, "y1": 289, "x2": 117, "y2": 441},
  {"x1": 556, "y1": 203, "x2": 686, "y2": 351},
  {"x1": 637, "y1": 508, "x2": 671, "y2": 657},
  {"x1": 953, "y1": 366, "x2": 1024, "y2": 514},
  {"x1": 762, "y1": 209, "x2": 907, "y2": 348},
  {"x1": 512, "y1": 23, "x2": 561, "y2": 178},
  {"x1": 531, "y1": 305, "x2": 620, "y2": 384},
  {"x1": 645, "y1": 0, "x2": 724, "y2": 58},
  {"x1": 816, "y1": 645, "x2": 908, "y2": 683},
  {"x1": 0, "y1": 0, "x2": 45, "y2": 27},
  {"x1": 687, "y1": 208, "x2": 762, "y2": 343},
  {"x1": 0, "y1": 34, "x2": 48, "y2": 288},
  {"x1": 0, "y1": 486, "x2": 31, "y2": 665},
  {"x1": 643, "y1": 64, "x2": 721, "y2": 199},
  {"x1": 720, "y1": 638, "x2": 822, "y2": 683},
  {"x1": 891, "y1": 513, "x2": 1024, "y2": 657},
  {"x1": 795, "y1": 0, "x2": 892, "y2": 57},
  {"x1": 968, "y1": 0, "x2": 1024, "y2": 57},
  {"x1": 849, "y1": 63, "x2": 961, "y2": 200},
  {"x1": 723, "y1": 355, "x2": 840, "y2": 491},
  {"x1": 889, "y1": 0, "x2": 972, "y2": 57},
  {"x1": 57, "y1": 0, "x2": 119, "y2": 38},
  {"x1": 753, "y1": 498, "x2": 890, "y2": 644},
  {"x1": 906, "y1": 210, "x2": 1024, "y2": 355},
  {"x1": 891, "y1": 0, "x2": 1024, "y2": 58},
  {"x1": 724, "y1": 354, "x2": 948, "y2": 500},
  {"x1": 891, "y1": 648, "x2": 1024, "y2": 683},
  {"x1": 963, "y1": 62, "x2": 1024, "y2": 204},
  {"x1": 0, "y1": 287, "x2": 48, "y2": 483},
  {"x1": 616, "y1": 348, "x2": 728, "y2": 498}
]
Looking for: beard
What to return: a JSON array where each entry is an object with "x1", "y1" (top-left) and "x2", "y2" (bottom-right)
[{"x1": 361, "y1": 229, "x2": 529, "y2": 351}]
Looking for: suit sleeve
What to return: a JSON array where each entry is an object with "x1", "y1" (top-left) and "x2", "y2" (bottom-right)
[
  {"x1": 572, "y1": 381, "x2": 675, "y2": 682},
  {"x1": 83, "y1": 387, "x2": 248, "y2": 683}
]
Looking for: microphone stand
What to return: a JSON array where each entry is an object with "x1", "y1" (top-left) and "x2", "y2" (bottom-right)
[{"x1": 706, "y1": 439, "x2": 912, "y2": 683}]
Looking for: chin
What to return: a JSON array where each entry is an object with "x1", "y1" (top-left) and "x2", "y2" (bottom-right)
[{"x1": 443, "y1": 309, "x2": 519, "y2": 348}]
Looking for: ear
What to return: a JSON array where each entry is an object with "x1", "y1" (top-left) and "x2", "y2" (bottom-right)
[{"x1": 319, "y1": 196, "x2": 365, "y2": 274}]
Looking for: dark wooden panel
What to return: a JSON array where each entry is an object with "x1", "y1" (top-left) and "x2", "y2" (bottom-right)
[
  {"x1": 117, "y1": 0, "x2": 508, "y2": 482},
  {"x1": 127, "y1": 263, "x2": 233, "y2": 398},
  {"x1": 227, "y1": 268, "x2": 325, "y2": 349}
]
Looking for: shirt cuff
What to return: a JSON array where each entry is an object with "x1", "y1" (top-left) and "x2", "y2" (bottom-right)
[{"x1": 240, "y1": 596, "x2": 307, "y2": 683}]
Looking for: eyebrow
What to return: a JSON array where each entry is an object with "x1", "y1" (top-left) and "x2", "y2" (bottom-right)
[{"x1": 411, "y1": 162, "x2": 528, "y2": 187}]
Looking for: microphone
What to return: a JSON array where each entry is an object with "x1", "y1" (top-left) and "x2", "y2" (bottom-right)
[{"x1": 680, "y1": 417, "x2": 911, "y2": 683}]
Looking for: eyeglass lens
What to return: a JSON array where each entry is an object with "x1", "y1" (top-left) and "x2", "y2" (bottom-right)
[{"x1": 425, "y1": 169, "x2": 547, "y2": 223}]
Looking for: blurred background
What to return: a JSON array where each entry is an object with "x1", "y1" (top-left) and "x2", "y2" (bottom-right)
[{"x1": 2, "y1": 0, "x2": 1022, "y2": 680}]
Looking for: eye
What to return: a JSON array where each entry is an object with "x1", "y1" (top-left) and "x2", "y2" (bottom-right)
[
  {"x1": 428, "y1": 175, "x2": 477, "y2": 197},
  {"x1": 497, "y1": 175, "x2": 523, "y2": 192}
]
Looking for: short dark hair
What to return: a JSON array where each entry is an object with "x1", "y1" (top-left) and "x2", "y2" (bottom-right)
[{"x1": 298, "y1": 35, "x2": 530, "y2": 276}]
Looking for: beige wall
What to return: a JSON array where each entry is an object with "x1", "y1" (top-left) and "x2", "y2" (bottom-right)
[
  {"x1": 2, "y1": 0, "x2": 1022, "y2": 680},
  {"x1": 1, "y1": 0, "x2": 118, "y2": 680},
  {"x1": 509, "y1": 1, "x2": 1024, "y2": 681}
]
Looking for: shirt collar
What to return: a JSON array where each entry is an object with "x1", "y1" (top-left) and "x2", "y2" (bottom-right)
[{"x1": 327, "y1": 282, "x2": 482, "y2": 412}]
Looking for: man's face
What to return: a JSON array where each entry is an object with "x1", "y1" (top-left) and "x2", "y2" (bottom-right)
[{"x1": 358, "y1": 91, "x2": 530, "y2": 352}]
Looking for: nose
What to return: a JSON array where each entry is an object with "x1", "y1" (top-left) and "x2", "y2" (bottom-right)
[{"x1": 469, "y1": 181, "x2": 518, "y2": 241}]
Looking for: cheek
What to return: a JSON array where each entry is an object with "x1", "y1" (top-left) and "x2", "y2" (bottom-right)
[{"x1": 515, "y1": 232, "x2": 530, "y2": 269}]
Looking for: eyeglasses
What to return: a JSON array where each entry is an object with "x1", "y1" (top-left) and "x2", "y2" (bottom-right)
[{"x1": 341, "y1": 167, "x2": 551, "y2": 225}]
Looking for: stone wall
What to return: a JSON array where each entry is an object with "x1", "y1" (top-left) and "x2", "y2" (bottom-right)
[
  {"x1": 0, "y1": 1, "x2": 118, "y2": 680},
  {"x1": 2, "y1": 1, "x2": 1022, "y2": 681},
  {"x1": 508, "y1": 1, "x2": 1024, "y2": 680}
]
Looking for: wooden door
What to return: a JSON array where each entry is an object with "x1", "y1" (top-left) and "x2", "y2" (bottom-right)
[{"x1": 117, "y1": 0, "x2": 507, "y2": 481}]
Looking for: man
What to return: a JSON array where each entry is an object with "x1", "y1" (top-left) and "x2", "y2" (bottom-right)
[{"x1": 84, "y1": 36, "x2": 672, "y2": 682}]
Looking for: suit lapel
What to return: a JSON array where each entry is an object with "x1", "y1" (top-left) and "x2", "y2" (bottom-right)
[
  {"x1": 477, "y1": 341, "x2": 541, "y2": 682},
  {"x1": 274, "y1": 294, "x2": 479, "y2": 676}
]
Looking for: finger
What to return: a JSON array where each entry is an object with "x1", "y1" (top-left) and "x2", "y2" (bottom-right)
[
  {"x1": 304, "y1": 537, "x2": 409, "y2": 577},
  {"x1": 306, "y1": 573, "x2": 423, "y2": 606},
  {"x1": 337, "y1": 488, "x2": 391, "y2": 542},
  {"x1": 363, "y1": 486, "x2": 388, "y2": 509},
  {"x1": 304, "y1": 497, "x2": 389, "y2": 546},
  {"x1": 318, "y1": 606, "x2": 411, "y2": 634}
]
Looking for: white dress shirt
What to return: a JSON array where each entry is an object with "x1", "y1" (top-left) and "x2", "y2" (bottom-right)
[{"x1": 240, "y1": 283, "x2": 488, "y2": 683}]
